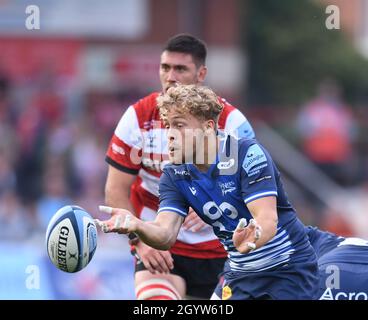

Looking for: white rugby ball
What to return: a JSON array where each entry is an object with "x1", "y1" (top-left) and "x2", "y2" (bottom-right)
[{"x1": 46, "y1": 205, "x2": 97, "y2": 273}]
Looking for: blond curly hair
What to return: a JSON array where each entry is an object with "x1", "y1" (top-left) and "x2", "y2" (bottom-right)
[{"x1": 157, "y1": 84, "x2": 223, "y2": 124}]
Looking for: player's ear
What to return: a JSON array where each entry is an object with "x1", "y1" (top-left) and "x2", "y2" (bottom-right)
[
  {"x1": 204, "y1": 120, "x2": 215, "y2": 133},
  {"x1": 197, "y1": 65, "x2": 207, "y2": 83}
]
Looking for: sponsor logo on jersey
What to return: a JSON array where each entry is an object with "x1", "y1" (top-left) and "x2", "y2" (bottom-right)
[
  {"x1": 235, "y1": 121, "x2": 255, "y2": 139},
  {"x1": 320, "y1": 288, "x2": 368, "y2": 300},
  {"x1": 249, "y1": 175, "x2": 272, "y2": 185},
  {"x1": 174, "y1": 169, "x2": 190, "y2": 176},
  {"x1": 247, "y1": 164, "x2": 268, "y2": 177},
  {"x1": 242, "y1": 144, "x2": 267, "y2": 175},
  {"x1": 218, "y1": 181, "x2": 237, "y2": 196},
  {"x1": 222, "y1": 286, "x2": 232, "y2": 300},
  {"x1": 217, "y1": 158, "x2": 235, "y2": 170},
  {"x1": 142, "y1": 130, "x2": 164, "y2": 152},
  {"x1": 111, "y1": 143, "x2": 125, "y2": 155},
  {"x1": 147, "y1": 134, "x2": 156, "y2": 149},
  {"x1": 189, "y1": 186, "x2": 197, "y2": 195}
]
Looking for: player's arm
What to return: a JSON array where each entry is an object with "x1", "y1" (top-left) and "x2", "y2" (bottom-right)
[
  {"x1": 136, "y1": 212, "x2": 184, "y2": 250},
  {"x1": 95, "y1": 206, "x2": 184, "y2": 251},
  {"x1": 233, "y1": 197, "x2": 278, "y2": 254},
  {"x1": 235, "y1": 142, "x2": 279, "y2": 254},
  {"x1": 246, "y1": 196, "x2": 278, "y2": 246},
  {"x1": 105, "y1": 165, "x2": 137, "y2": 214},
  {"x1": 105, "y1": 164, "x2": 175, "y2": 273},
  {"x1": 104, "y1": 104, "x2": 142, "y2": 213},
  {"x1": 135, "y1": 168, "x2": 188, "y2": 249}
]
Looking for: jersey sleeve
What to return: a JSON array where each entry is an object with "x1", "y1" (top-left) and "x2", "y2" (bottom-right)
[
  {"x1": 157, "y1": 170, "x2": 189, "y2": 218},
  {"x1": 224, "y1": 108, "x2": 255, "y2": 139},
  {"x1": 240, "y1": 142, "x2": 278, "y2": 204},
  {"x1": 105, "y1": 105, "x2": 143, "y2": 174}
]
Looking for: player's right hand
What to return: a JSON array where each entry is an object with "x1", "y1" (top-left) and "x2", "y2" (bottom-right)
[
  {"x1": 233, "y1": 218, "x2": 262, "y2": 254},
  {"x1": 135, "y1": 241, "x2": 174, "y2": 274},
  {"x1": 95, "y1": 205, "x2": 137, "y2": 234}
]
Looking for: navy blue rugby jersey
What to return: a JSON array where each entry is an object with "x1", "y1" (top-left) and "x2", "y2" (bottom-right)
[
  {"x1": 158, "y1": 136, "x2": 312, "y2": 273},
  {"x1": 305, "y1": 226, "x2": 345, "y2": 259},
  {"x1": 319, "y1": 237, "x2": 368, "y2": 266}
]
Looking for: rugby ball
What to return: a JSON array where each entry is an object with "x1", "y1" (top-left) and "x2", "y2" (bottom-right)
[{"x1": 46, "y1": 205, "x2": 97, "y2": 273}]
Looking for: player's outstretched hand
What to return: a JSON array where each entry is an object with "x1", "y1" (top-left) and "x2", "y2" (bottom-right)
[
  {"x1": 182, "y1": 207, "x2": 208, "y2": 232},
  {"x1": 95, "y1": 205, "x2": 137, "y2": 234},
  {"x1": 232, "y1": 218, "x2": 262, "y2": 254}
]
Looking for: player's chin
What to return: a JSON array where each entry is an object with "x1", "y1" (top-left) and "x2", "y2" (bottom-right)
[
  {"x1": 168, "y1": 150, "x2": 179, "y2": 164},
  {"x1": 164, "y1": 84, "x2": 176, "y2": 92},
  {"x1": 168, "y1": 151, "x2": 182, "y2": 164},
  {"x1": 169, "y1": 156, "x2": 182, "y2": 164}
]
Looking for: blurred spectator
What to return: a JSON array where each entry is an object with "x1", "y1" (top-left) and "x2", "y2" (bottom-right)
[
  {"x1": 296, "y1": 79, "x2": 357, "y2": 185},
  {"x1": 30, "y1": 62, "x2": 67, "y2": 129},
  {"x1": 0, "y1": 190, "x2": 33, "y2": 240},
  {"x1": 0, "y1": 73, "x2": 17, "y2": 195},
  {"x1": 73, "y1": 175, "x2": 105, "y2": 220},
  {"x1": 35, "y1": 155, "x2": 71, "y2": 230},
  {"x1": 14, "y1": 105, "x2": 46, "y2": 203},
  {"x1": 0, "y1": 152, "x2": 16, "y2": 196},
  {"x1": 70, "y1": 118, "x2": 107, "y2": 193},
  {"x1": 14, "y1": 62, "x2": 70, "y2": 205},
  {"x1": 0, "y1": 71, "x2": 17, "y2": 125}
]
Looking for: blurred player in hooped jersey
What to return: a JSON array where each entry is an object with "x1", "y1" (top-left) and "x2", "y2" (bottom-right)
[
  {"x1": 104, "y1": 34, "x2": 255, "y2": 299},
  {"x1": 306, "y1": 226, "x2": 368, "y2": 300},
  {"x1": 97, "y1": 84, "x2": 319, "y2": 300}
]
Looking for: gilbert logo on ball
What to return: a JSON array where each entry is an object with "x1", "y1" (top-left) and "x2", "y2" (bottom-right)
[{"x1": 45, "y1": 205, "x2": 97, "y2": 273}]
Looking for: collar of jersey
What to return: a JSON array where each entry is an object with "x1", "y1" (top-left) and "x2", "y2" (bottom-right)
[
  {"x1": 186, "y1": 135, "x2": 226, "y2": 179},
  {"x1": 186, "y1": 157, "x2": 218, "y2": 180}
]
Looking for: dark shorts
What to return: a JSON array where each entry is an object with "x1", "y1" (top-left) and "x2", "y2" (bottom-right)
[{"x1": 134, "y1": 251, "x2": 226, "y2": 299}]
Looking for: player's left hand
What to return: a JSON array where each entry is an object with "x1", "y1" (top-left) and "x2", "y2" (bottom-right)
[
  {"x1": 182, "y1": 207, "x2": 207, "y2": 232},
  {"x1": 94, "y1": 205, "x2": 137, "y2": 234},
  {"x1": 232, "y1": 218, "x2": 262, "y2": 254}
]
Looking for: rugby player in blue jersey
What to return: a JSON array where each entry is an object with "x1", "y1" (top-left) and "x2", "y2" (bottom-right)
[
  {"x1": 95, "y1": 84, "x2": 319, "y2": 300},
  {"x1": 306, "y1": 226, "x2": 368, "y2": 300}
]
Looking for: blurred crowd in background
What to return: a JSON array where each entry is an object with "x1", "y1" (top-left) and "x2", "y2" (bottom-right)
[
  {"x1": 0, "y1": 63, "x2": 150, "y2": 241},
  {"x1": 0, "y1": 0, "x2": 368, "y2": 299},
  {"x1": 0, "y1": 66, "x2": 116, "y2": 241}
]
